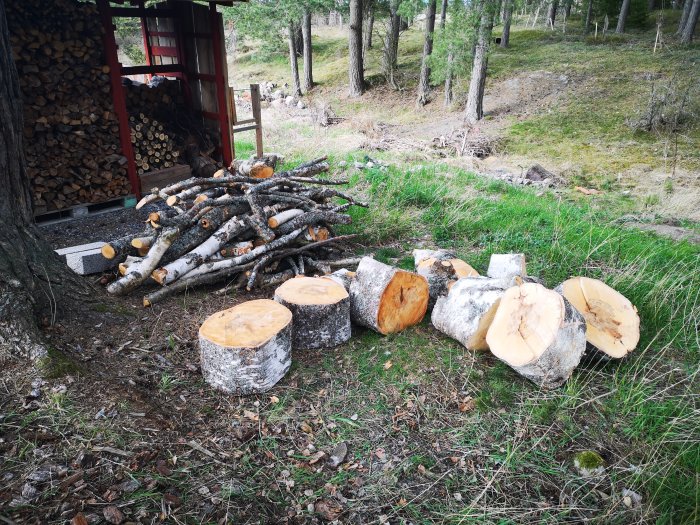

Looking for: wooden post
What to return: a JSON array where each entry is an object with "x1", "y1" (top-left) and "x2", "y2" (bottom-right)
[
  {"x1": 138, "y1": 0, "x2": 153, "y2": 82},
  {"x1": 210, "y1": 4, "x2": 233, "y2": 167},
  {"x1": 251, "y1": 83, "x2": 264, "y2": 158},
  {"x1": 96, "y1": 0, "x2": 141, "y2": 198}
]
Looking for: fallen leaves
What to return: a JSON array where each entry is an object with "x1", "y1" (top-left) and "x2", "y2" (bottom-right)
[
  {"x1": 102, "y1": 505, "x2": 124, "y2": 524},
  {"x1": 315, "y1": 498, "x2": 344, "y2": 521},
  {"x1": 326, "y1": 442, "x2": 348, "y2": 469}
]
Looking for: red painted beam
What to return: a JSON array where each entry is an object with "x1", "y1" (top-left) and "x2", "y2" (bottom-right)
[
  {"x1": 210, "y1": 5, "x2": 232, "y2": 167},
  {"x1": 151, "y1": 46, "x2": 179, "y2": 57},
  {"x1": 96, "y1": 0, "x2": 141, "y2": 198}
]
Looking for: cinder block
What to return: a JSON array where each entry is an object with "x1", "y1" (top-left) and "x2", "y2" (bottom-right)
[
  {"x1": 65, "y1": 248, "x2": 117, "y2": 275},
  {"x1": 55, "y1": 241, "x2": 106, "y2": 262}
]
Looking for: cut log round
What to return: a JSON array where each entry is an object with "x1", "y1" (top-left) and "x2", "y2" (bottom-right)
[
  {"x1": 486, "y1": 253, "x2": 526, "y2": 279},
  {"x1": 274, "y1": 277, "x2": 351, "y2": 349},
  {"x1": 431, "y1": 277, "x2": 513, "y2": 350},
  {"x1": 349, "y1": 257, "x2": 429, "y2": 335},
  {"x1": 198, "y1": 299, "x2": 293, "y2": 394},
  {"x1": 486, "y1": 282, "x2": 586, "y2": 389},
  {"x1": 413, "y1": 249, "x2": 479, "y2": 303},
  {"x1": 555, "y1": 276, "x2": 639, "y2": 359}
]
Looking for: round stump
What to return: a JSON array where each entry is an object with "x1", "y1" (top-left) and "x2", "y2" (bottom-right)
[
  {"x1": 274, "y1": 277, "x2": 351, "y2": 349},
  {"x1": 199, "y1": 299, "x2": 293, "y2": 394}
]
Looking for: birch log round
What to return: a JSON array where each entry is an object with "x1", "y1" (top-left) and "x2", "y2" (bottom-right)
[
  {"x1": 486, "y1": 283, "x2": 586, "y2": 389},
  {"x1": 431, "y1": 277, "x2": 513, "y2": 350},
  {"x1": 486, "y1": 253, "x2": 526, "y2": 279},
  {"x1": 198, "y1": 299, "x2": 293, "y2": 394},
  {"x1": 349, "y1": 257, "x2": 429, "y2": 335},
  {"x1": 555, "y1": 276, "x2": 639, "y2": 359},
  {"x1": 323, "y1": 269, "x2": 356, "y2": 291},
  {"x1": 274, "y1": 277, "x2": 351, "y2": 349},
  {"x1": 413, "y1": 249, "x2": 479, "y2": 303}
]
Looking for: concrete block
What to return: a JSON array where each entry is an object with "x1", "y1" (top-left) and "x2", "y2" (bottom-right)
[
  {"x1": 64, "y1": 247, "x2": 117, "y2": 275},
  {"x1": 55, "y1": 241, "x2": 106, "y2": 262}
]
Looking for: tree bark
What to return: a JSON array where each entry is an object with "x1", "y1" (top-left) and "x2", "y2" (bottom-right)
[
  {"x1": 678, "y1": 0, "x2": 692, "y2": 32},
  {"x1": 383, "y1": 0, "x2": 401, "y2": 90},
  {"x1": 349, "y1": 0, "x2": 365, "y2": 96},
  {"x1": 0, "y1": 0, "x2": 92, "y2": 361},
  {"x1": 363, "y1": 0, "x2": 374, "y2": 59},
  {"x1": 616, "y1": 0, "x2": 631, "y2": 32},
  {"x1": 585, "y1": 0, "x2": 594, "y2": 32},
  {"x1": 547, "y1": 0, "x2": 559, "y2": 26},
  {"x1": 301, "y1": 8, "x2": 314, "y2": 91},
  {"x1": 288, "y1": 21, "x2": 302, "y2": 96},
  {"x1": 465, "y1": 3, "x2": 494, "y2": 125},
  {"x1": 564, "y1": 0, "x2": 572, "y2": 19},
  {"x1": 501, "y1": 0, "x2": 513, "y2": 47},
  {"x1": 294, "y1": 23, "x2": 303, "y2": 57},
  {"x1": 680, "y1": 0, "x2": 699, "y2": 41},
  {"x1": 440, "y1": 0, "x2": 449, "y2": 28},
  {"x1": 444, "y1": 51, "x2": 454, "y2": 106},
  {"x1": 417, "y1": 0, "x2": 437, "y2": 106}
]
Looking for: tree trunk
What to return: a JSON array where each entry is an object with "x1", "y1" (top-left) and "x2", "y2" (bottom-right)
[
  {"x1": 294, "y1": 23, "x2": 303, "y2": 57},
  {"x1": 564, "y1": 0, "x2": 572, "y2": 19},
  {"x1": 616, "y1": 0, "x2": 631, "y2": 32},
  {"x1": 301, "y1": 8, "x2": 314, "y2": 91},
  {"x1": 444, "y1": 51, "x2": 454, "y2": 106},
  {"x1": 648, "y1": 0, "x2": 656, "y2": 11},
  {"x1": 288, "y1": 21, "x2": 302, "y2": 96},
  {"x1": 363, "y1": 0, "x2": 374, "y2": 59},
  {"x1": 678, "y1": 0, "x2": 691, "y2": 32},
  {"x1": 383, "y1": 0, "x2": 401, "y2": 89},
  {"x1": 501, "y1": 0, "x2": 513, "y2": 47},
  {"x1": 440, "y1": 0, "x2": 449, "y2": 28},
  {"x1": 0, "y1": 0, "x2": 92, "y2": 361},
  {"x1": 584, "y1": 0, "x2": 594, "y2": 32},
  {"x1": 349, "y1": 0, "x2": 365, "y2": 96},
  {"x1": 465, "y1": 4, "x2": 494, "y2": 125},
  {"x1": 547, "y1": 0, "x2": 559, "y2": 26},
  {"x1": 680, "y1": 0, "x2": 699, "y2": 41},
  {"x1": 417, "y1": 0, "x2": 437, "y2": 106}
]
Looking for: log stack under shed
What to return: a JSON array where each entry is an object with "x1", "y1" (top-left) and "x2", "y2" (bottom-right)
[{"x1": 6, "y1": 0, "x2": 131, "y2": 213}]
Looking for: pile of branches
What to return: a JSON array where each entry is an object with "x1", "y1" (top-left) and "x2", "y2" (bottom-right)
[
  {"x1": 102, "y1": 157, "x2": 366, "y2": 307},
  {"x1": 432, "y1": 129, "x2": 498, "y2": 159}
]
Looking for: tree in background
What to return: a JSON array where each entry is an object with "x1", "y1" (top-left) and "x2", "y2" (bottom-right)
[
  {"x1": 363, "y1": 0, "x2": 375, "y2": 60},
  {"x1": 680, "y1": 0, "x2": 699, "y2": 42},
  {"x1": 416, "y1": 0, "x2": 437, "y2": 105},
  {"x1": 349, "y1": 0, "x2": 365, "y2": 96},
  {"x1": 465, "y1": 0, "x2": 496, "y2": 124},
  {"x1": 678, "y1": 0, "x2": 692, "y2": 33},
  {"x1": 287, "y1": 20, "x2": 302, "y2": 95},
  {"x1": 500, "y1": 0, "x2": 513, "y2": 47},
  {"x1": 382, "y1": 0, "x2": 403, "y2": 89},
  {"x1": 547, "y1": 0, "x2": 559, "y2": 26},
  {"x1": 616, "y1": 0, "x2": 631, "y2": 32}
]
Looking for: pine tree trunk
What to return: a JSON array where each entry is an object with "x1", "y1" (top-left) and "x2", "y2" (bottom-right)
[
  {"x1": 547, "y1": 0, "x2": 559, "y2": 25},
  {"x1": 383, "y1": 0, "x2": 401, "y2": 89},
  {"x1": 444, "y1": 51, "x2": 454, "y2": 106},
  {"x1": 288, "y1": 21, "x2": 302, "y2": 96},
  {"x1": 678, "y1": 0, "x2": 691, "y2": 32},
  {"x1": 417, "y1": 0, "x2": 437, "y2": 106},
  {"x1": 565, "y1": 0, "x2": 572, "y2": 19},
  {"x1": 363, "y1": 0, "x2": 374, "y2": 59},
  {"x1": 294, "y1": 23, "x2": 303, "y2": 57},
  {"x1": 349, "y1": 0, "x2": 365, "y2": 96},
  {"x1": 465, "y1": 5, "x2": 494, "y2": 125},
  {"x1": 616, "y1": 0, "x2": 631, "y2": 32},
  {"x1": 440, "y1": 0, "x2": 449, "y2": 28},
  {"x1": 301, "y1": 8, "x2": 314, "y2": 91},
  {"x1": 501, "y1": 0, "x2": 513, "y2": 47},
  {"x1": 585, "y1": 0, "x2": 594, "y2": 32},
  {"x1": 680, "y1": 0, "x2": 699, "y2": 41},
  {"x1": 0, "y1": 0, "x2": 92, "y2": 361}
]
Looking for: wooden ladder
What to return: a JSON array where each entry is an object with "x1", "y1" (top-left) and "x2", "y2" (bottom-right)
[{"x1": 229, "y1": 83, "x2": 264, "y2": 159}]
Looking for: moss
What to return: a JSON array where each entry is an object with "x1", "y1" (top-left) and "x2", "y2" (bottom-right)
[
  {"x1": 38, "y1": 348, "x2": 84, "y2": 379},
  {"x1": 573, "y1": 450, "x2": 606, "y2": 477}
]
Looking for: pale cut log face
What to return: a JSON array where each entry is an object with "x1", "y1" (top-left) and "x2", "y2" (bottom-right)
[
  {"x1": 450, "y1": 259, "x2": 479, "y2": 278},
  {"x1": 275, "y1": 277, "x2": 349, "y2": 306},
  {"x1": 467, "y1": 298, "x2": 502, "y2": 350},
  {"x1": 199, "y1": 299, "x2": 292, "y2": 348},
  {"x1": 487, "y1": 283, "x2": 565, "y2": 366},
  {"x1": 377, "y1": 271, "x2": 429, "y2": 334},
  {"x1": 560, "y1": 277, "x2": 639, "y2": 358}
]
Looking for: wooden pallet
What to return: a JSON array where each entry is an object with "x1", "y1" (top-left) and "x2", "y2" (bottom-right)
[{"x1": 35, "y1": 195, "x2": 137, "y2": 225}]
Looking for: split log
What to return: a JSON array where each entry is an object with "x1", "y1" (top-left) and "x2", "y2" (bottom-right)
[
  {"x1": 349, "y1": 257, "x2": 429, "y2": 335},
  {"x1": 232, "y1": 157, "x2": 276, "y2": 179},
  {"x1": 555, "y1": 277, "x2": 639, "y2": 359},
  {"x1": 486, "y1": 253, "x2": 526, "y2": 279},
  {"x1": 413, "y1": 249, "x2": 479, "y2": 303},
  {"x1": 198, "y1": 300, "x2": 293, "y2": 394},
  {"x1": 486, "y1": 282, "x2": 586, "y2": 389},
  {"x1": 431, "y1": 277, "x2": 514, "y2": 350},
  {"x1": 274, "y1": 277, "x2": 351, "y2": 349}
]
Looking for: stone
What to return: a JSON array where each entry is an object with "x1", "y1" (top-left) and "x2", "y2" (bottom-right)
[
  {"x1": 65, "y1": 247, "x2": 117, "y2": 275},
  {"x1": 55, "y1": 242, "x2": 106, "y2": 262}
]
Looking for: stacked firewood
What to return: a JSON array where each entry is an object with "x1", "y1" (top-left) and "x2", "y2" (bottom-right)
[
  {"x1": 101, "y1": 156, "x2": 367, "y2": 306},
  {"x1": 129, "y1": 115, "x2": 179, "y2": 174},
  {"x1": 6, "y1": 0, "x2": 131, "y2": 213}
]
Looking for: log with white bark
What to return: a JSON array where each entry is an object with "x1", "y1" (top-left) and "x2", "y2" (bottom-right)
[
  {"x1": 555, "y1": 276, "x2": 639, "y2": 359},
  {"x1": 413, "y1": 249, "x2": 479, "y2": 303},
  {"x1": 487, "y1": 253, "x2": 526, "y2": 279},
  {"x1": 199, "y1": 299, "x2": 293, "y2": 394},
  {"x1": 431, "y1": 277, "x2": 515, "y2": 350},
  {"x1": 486, "y1": 282, "x2": 586, "y2": 389},
  {"x1": 349, "y1": 257, "x2": 430, "y2": 335},
  {"x1": 274, "y1": 277, "x2": 352, "y2": 349},
  {"x1": 323, "y1": 268, "x2": 356, "y2": 290}
]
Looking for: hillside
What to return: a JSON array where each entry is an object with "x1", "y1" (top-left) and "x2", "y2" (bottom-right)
[{"x1": 230, "y1": 12, "x2": 700, "y2": 231}]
